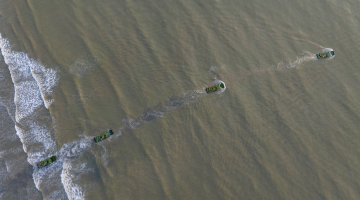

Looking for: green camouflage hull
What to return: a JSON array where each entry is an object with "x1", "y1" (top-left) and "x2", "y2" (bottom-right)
[
  {"x1": 206, "y1": 83, "x2": 225, "y2": 93},
  {"x1": 37, "y1": 156, "x2": 56, "y2": 168},
  {"x1": 94, "y1": 130, "x2": 114, "y2": 143},
  {"x1": 316, "y1": 51, "x2": 335, "y2": 59}
]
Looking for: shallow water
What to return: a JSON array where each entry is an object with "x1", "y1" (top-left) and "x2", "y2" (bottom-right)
[{"x1": 0, "y1": 0, "x2": 359, "y2": 199}]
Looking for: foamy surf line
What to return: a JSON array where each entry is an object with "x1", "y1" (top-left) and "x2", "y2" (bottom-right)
[
  {"x1": 0, "y1": 34, "x2": 58, "y2": 163},
  {"x1": 0, "y1": 34, "x2": 68, "y2": 199},
  {"x1": 61, "y1": 159, "x2": 97, "y2": 200},
  {"x1": 32, "y1": 139, "x2": 93, "y2": 200}
]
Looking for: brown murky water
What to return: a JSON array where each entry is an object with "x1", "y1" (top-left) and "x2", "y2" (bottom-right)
[{"x1": 0, "y1": 0, "x2": 359, "y2": 199}]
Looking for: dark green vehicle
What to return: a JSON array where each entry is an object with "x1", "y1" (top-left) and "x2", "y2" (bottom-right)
[
  {"x1": 37, "y1": 156, "x2": 56, "y2": 169},
  {"x1": 206, "y1": 82, "x2": 225, "y2": 93},
  {"x1": 316, "y1": 51, "x2": 335, "y2": 59},
  {"x1": 94, "y1": 130, "x2": 113, "y2": 143}
]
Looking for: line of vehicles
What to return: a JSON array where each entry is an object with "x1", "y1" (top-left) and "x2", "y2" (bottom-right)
[
  {"x1": 36, "y1": 50, "x2": 334, "y2": 169},
  {"x1": 37, "y1": 130, "x2": 114, "y2": 169},
  {"x1": 37, "y1": 82, "x2": 223, "y2": 169}
]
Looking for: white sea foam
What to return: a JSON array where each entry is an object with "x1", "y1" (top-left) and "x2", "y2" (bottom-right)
[
  {"x1": 0, "y1": 34, "x2": 58, "y2": 161},
  {"x1": 58, "y1": 139, "x2": 95, "y2": 200},
  {"x1": 237, "y1": 51, "x2": 320, "y2": 78},
  {"x1": 33, "y1": 140, "x2": 91, "y2": 199},
  {"x1": 285, "y1": 51, "x2": 317, "y2": 69},
  {"x1": 15, "y1": 80, "x2": 44, "y2": 121},
  {"x1": 0, "y1": 34, "x2": 64, "y2": 198},
  {"x1": 322, "y1": 48, "x2": 334, "y2": 52},
  {"x1": 285, "y1": 49, "x2": 334, "y2": 69},
  {"x1": 59, "y1": 139, "x2": 92, "y2": 160},
  {"x1": 61, "y1": 161, "x2": 95, "y2": 200},
  {"x1": 123, "y1": 118, "x2": 142, "y2": 129},
  {"x1": 61, "y1": 161, "x2": 85, "y2": 200},
  {"x1": 33, "y1": 161, "x2": 61, "y2": 189},
  {"x1": 0, "y1": 34, "x2": 59, "y2": 112},
  {"x1": 14, "y1": 118, "x2": 56, "y2": 165},
  {"x1": 69, "y1": 54, "x2": 98, "y2": 77},
  {"x1": 32, "y1": 139, "x2": 92, "y2": 200},
  {"x1": 29, "y1": 61, "x2": 59, "y2": 108},
  {"x1": 33, "y1": 160, "x2": 67, "y2": 200}
]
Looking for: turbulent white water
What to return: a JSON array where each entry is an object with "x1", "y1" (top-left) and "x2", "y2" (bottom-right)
[
  {"x1": 0, "y1": 34, "x2": 58, "y2": 164},
  {"x1": 29, "y1": 61, "x2": 59, "y2": 109},
  {"x1": 31, "y1": 138, "x2": 93, "y2": 200},
  {"x1": 0, "y1": 34, "x2": 65, "y2": 199},
  {"x1": 61, "y1": 161, "x2": 86, "y2": 200},
  {"x1": 0, "y1": 35, "x2": 119, "y2": 200},
  {"x1": 59, "y1": 138, "x2": 102, "y2": 200}
]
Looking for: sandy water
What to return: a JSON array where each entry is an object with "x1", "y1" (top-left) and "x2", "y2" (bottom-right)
[{"x1": 0, "y1": 0, "x2": 359, "y2": 199}]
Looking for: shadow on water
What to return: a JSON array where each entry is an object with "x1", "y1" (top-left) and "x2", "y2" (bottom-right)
[{"x1": 122, "y1": 88, "x2": 208, "y2": 129}]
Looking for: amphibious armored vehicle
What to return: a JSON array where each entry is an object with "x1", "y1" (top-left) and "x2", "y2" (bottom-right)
[
  {"x1": 94, "y1": 130, "x2": 113, "y2": 143},
  {"x1": 37, "y1": 156, "x2": 56, "y2": 169},
  {"x1": 206, "y1": 82, "x2": 225, "y2": 93},
  {"x1": 316, "y1": 51, "x2": 335, "y2": 59}
]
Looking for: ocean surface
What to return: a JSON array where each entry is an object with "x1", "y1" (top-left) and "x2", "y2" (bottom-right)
[{"x1": 0, "y1": 0, "x2": 359, "y2": 199}]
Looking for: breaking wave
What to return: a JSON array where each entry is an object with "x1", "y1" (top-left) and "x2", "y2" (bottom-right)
[
  {"x1": 0, "y1": 34, "x2": 64, "y2": 199},
  {"x1": 0, "y1": 35, "x2": 59, "y2": 111},
  {"x1": 60, "y1": 138, "x2": 103, "y2": 200},
  {"x1": 0, "y1": 46, "x2": 43, "y2": 199},
  {"x1": 0, "y1": 34, "x2": 59, "y2": 162},
  {"x1": 29, "y1": 61, "x2": 59, "y2": 108},
  {"x1": 0, "y1": 35, "x2": 57, "y2": 160},
  {"x1": 33, "y1": 161, "x2": 67, "y2": 199},
  {"x1": 32, "y1": 139, "x2": 93, "y2": 200},
  {"x1": 61, "y1": 161, "x2": 87, "y2": 200}
]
